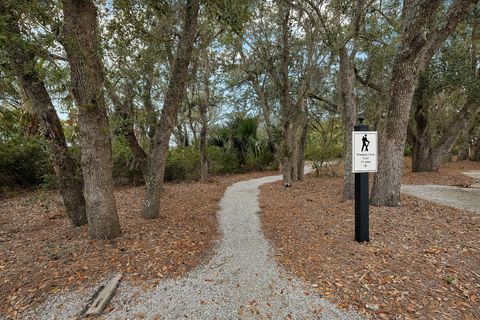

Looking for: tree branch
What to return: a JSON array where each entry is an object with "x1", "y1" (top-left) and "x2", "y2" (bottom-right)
[
  {"x1": 422, "y1": 0, "x2": 478, "y2": 67},
  {"x1": 353, "y1": 66, "x2": 386, "y2": 94},
  {"x1": 308, "y1": 92, "x2": 338, "y2": 113}
]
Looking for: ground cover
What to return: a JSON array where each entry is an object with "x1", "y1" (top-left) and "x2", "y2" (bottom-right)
[
  {"x1": 0, "y1": 171, "x2": 274, "y2": 318},
  {"x1": 260, "y1": 160, "x2": 480, "y2": 319},
  {"x1": 401, "y1": 157, "x2": 479, "y2": 186}
]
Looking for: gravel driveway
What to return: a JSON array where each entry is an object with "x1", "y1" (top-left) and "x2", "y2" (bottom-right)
[
  {"x1": 401, "y1": 171, "x2": 480, "y2": 213},
  {"x1": 31, "y1": 168, "x2": 361, "y2": 319}
]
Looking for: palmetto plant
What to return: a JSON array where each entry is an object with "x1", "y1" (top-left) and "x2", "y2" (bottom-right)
[{"x1": 209, "y1": 114, "x2": 260, "y2": 168}]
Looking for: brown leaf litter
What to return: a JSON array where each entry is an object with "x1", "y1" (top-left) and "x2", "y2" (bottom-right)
[
  {"x1": 0, "y1": 170, "x2": 275, "y2": 319},
  {"x1": 260, "y1": 160, "x2": 480, "y2": 319}
]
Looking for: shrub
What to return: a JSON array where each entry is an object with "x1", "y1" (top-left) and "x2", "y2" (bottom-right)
[
  {"x1": 306, "y1": 131, "x2": 343, "y2": 162},
  {"x1": 111, "y1": 136, "x2": 144, "y2": 185},
  {"x1": 451, "y1": 145, "x2": 460, "y2": 155},
  {"x1": 208, "y1": 145, "x2": 239, "y2": 174},
  {"x1": 208, "y1": 113, "x2": 274, "y2": 172},
  {"x1": 165, "y1": 146, "x2": 201, "y2": 181},
  {"x1": 244, "y1": 139, "x2": 274, "y2": 171},
  {"x1": 0, "y1": 137, "x2": 52, "y2": 192}
]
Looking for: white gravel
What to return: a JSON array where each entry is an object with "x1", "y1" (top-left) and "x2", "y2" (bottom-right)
[
  {"x1": 27, "y1": 168, "x2": 362, "y2": 320},
  {"x1": 401, "y1": 171, "x2": 480, "y2": 214}
]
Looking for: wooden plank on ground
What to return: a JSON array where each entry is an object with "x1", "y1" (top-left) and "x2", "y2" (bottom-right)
[{"x1": 85, "y1": 273, "x2": 123, "y2": 316}]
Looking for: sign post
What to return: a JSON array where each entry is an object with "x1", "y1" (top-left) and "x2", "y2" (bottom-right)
[{"x1": 352, "y1": 116, "x2": 377, "y2": 242}]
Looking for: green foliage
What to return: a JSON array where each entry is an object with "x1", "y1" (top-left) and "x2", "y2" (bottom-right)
[
  {"x1": 244, "y1": 139, "x2": 274, "y2": 170},
  {"x1": 451, "y1": 145, "x2": 460, "y2": 156},
  {"x1": 111, "y1": 136, "x2": 144, "y2": 185},
  {"x1": 0, "y1": 138, "x2": 51, "y2": 189},
  {"x1": 0, "y1": 108, "x2": 52, "y2": 192},
  {"x1": 205, "y1": 0, "x2": 253, "y2": 34},
  {"x1": 165, "y1": 146, "x2": 201, "y2": 181},
  {"x1": 208, "y1": 145, "x2": 239, "y2": 174},
  {"x1": 208, "y1": 113, "x2": 273, "y2": 172},
  {"x1": 227, "y1": 114, "x2": 258, "y2": 167},
  {"x1": 306, "y1": 117, "x2": 343, "y2": 163}
]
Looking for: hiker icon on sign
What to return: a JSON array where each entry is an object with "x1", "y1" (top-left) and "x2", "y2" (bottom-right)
[{"x1": 361, "y1": 134, "x2": 370, "y2": 152}]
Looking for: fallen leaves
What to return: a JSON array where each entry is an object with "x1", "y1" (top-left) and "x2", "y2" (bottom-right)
[
  {"x1": 260, "y1": 160, "x2": 480, "y2": 319},
  {"x1": 401, "y1": 157, "x2": 479, "y2": 186},
  {"x1": 0, "y1": 170, "x2": 276, "y2": 319}
]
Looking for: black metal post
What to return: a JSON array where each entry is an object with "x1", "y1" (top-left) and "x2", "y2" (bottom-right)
[{"x1": 354, "y1": 116, "x2": 369, "y2": 242}]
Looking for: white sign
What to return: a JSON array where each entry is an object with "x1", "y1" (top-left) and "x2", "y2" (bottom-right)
[{"x1": 352, "y1": 131, "x2": 378, "y2": 173}]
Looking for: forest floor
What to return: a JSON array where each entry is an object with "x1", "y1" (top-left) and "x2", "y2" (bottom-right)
[
  {"x1": 30, "y1": 167, "x2": 361, "y2": 319},
  {"x1": 0, "y1": 170, "x2": 275, "y2": 319},
  {"x1": 260, "y1": 159, "x2": 480, "y2": 319},
  {"x1": 2, "y1": 159, "x2": 479, "y2": 319}
]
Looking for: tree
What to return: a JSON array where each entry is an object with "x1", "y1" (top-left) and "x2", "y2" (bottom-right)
[
  {"x1": 370, "y1": 0, "x2": 477, "y2": 207},
  {"x1": 61, "y1": 0, "x2": 121, "y2": 238},
  {"x1": 408, "y1": 16, "x2": 480, "y2": 171},
  {"x1": 0, "y1": 2, "x2": 87, "y2": 227},
  {"x1": 299, "y1": 0, "x2": 367, "y2": 198},
  {"x1": 199, "y1": 49, "x2": 210, "y2": 182},
  {"x1": 143, "y1": 0, "x2": 200, "y2": 219},
  {"x1": 275, "y1": 1, "x2": 318, "y2": 186},
  {"x1": 278, "y1": 0, "x2": 295, "y2": 186}
]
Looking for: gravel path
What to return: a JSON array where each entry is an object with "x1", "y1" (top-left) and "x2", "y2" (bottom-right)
[
  {"x1": 30, "y1": 169, "x2": 361, "y2": 319},
  {"x1": 401, "y1": 171, "x2": 480, "y2": 214}
]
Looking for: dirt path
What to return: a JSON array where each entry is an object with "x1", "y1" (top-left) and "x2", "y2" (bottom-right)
[
  {"x1": 30, "y1": 169, "x2": 361, "y2": 319},
  {"x1": 401, "y1": 171, "x2": 480, "y2": 213}
]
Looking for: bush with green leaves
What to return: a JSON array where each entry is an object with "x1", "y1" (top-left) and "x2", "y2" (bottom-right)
[
  {"x1": 111, "y1": 136, "x2": 144, "y2": 185},
  {"x1": 305, "y1": 120, "x2": 343, "y2": 163},
  {"x1": 0, "y1": 137, "x2": 53, "y2": 191},
  {"x1": 208, "y1": 113, "x2": 273, "y2": 172},
  {"x1": 164, "y1": 146, "x2": 201, "y2": 181},
  {"x1": 0, "y1": 109, "x2": 53, "y2": 192}
]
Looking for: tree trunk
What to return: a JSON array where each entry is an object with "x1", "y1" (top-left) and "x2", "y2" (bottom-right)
[
  {"x1": 62, "y1": 0, "x2": 121, "y2": 238},
  {"x1": 338, "y1": 48, "x2": 356, "y2": 199},
  {"x1": 143, "y1": 0, "x2": 200, "y2": 218},
  {"x1": 370, "y1": 55, "x2": 418, "y2": 206},
  {"x1": 296, "y1": 104, "x2": 309, "y2": 180},
  {"x1": 106, "y1": 80, "x2": 149, "y2": 176},
  {"x1": 282, "y1": 123, "x2": 295, "y2": 186},
  {"x1": 457, "y1": 143, "x2": 469, "y2": 161},
  {"x1": 410, "y1": 74, "x2": 433, "y2": 171},
  {"x1": 199, "y1": 51, "x2": 210, "y2": 183},
  {"x1": 291, "y1": 126, "x2": 299, "y2": 182},
  {"x1": 410, "y1": 69, "x2": 480, "y2": 171},
  {"x1": 371, "y1": 0, "x2": 476, "y2": 207},
  {"x1": 1, "y1": 3, "x2": 88, "y2": 227},
  {"x1": 250, "y1": 76, "x2": 278, "y2": 163},
  {"x1": 470, "y1": 137, "x2": 480, "y2": 161},
  {"x1": 279, "y1": 1, "x2": 294, "y2": 187},
  {"x1": 142, "y1": 62, "x2": 158, "y2": 145}
]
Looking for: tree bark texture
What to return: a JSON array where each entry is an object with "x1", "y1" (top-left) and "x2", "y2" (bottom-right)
[
  {"x1": 199, "y1": 51, "x2": 210, "y2": 183},
  {"x1": 279, "y1": 1, "x2": 295, "y2": 187},
  {"x1": 338, "y1": 48, "x2": 357, "y2": 199},
  {"x1": 2, "y1": 3, "x2": 87, "y2": 227},
  {"x1": 62, "y1": 0, "x2": 121, "y2": 238},
  {"x1": 143, "y1": 0, "x2": 200, "y2": 218},
  {"x1": 296, "y1": 103, "x2": 309, "y2": 180},
  {"x1": 371, "y1": 0, "x2": 477, "y2": 206}
]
